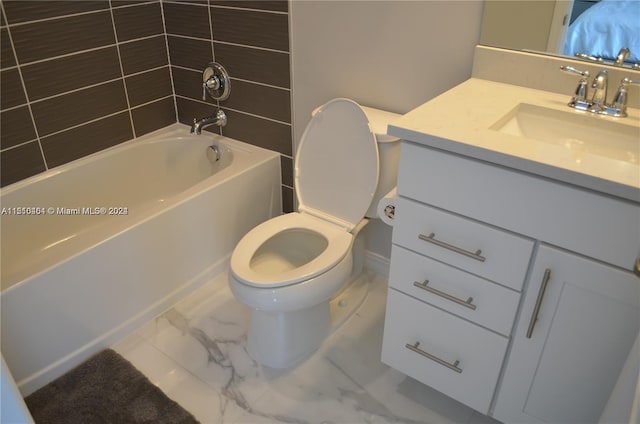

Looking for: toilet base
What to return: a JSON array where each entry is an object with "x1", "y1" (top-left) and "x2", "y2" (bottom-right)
[
  {"x1": 248, "y1": 302, "x2": 330, "y2": 369},
  {"x1": 247, "y1": 272, "x2": 370, "y2": 369}
]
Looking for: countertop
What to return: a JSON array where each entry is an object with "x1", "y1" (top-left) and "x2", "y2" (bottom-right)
[{"x1": 388, "y1": 78, "x2": 640, "y2": 203}]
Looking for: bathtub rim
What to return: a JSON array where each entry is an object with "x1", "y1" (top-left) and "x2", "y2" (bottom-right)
[
  {"x1": 0, "y1": 123, "x2": 268, "y2": 196},
  {"x1": 1, "y1": 123, "x2": 282, "y2": 293}
]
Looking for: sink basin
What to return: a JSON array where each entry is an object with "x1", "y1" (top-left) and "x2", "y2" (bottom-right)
[{"x1": 491, "y1": 103, "x2": 639, "y2": 164}]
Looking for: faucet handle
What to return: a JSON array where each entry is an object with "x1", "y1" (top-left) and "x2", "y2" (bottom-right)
[
  {"x1": 609, "y1": 77, "x2": 640, "y2": 117},
  {"x1": 560, "y1": 66, "x2": 590, "y2": 109},
  {"x1": 560, "y1": 65, "x2": 590, "y2": 78}
]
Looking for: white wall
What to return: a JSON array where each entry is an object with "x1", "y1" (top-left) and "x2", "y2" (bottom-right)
[{"x1": 290, "y1": 0, "x2": 484, "y2": 259}]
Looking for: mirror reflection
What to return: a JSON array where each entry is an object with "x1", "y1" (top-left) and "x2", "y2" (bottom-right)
[{"x1": 480, "y1": 0, "x2": 640, "y2": 69}]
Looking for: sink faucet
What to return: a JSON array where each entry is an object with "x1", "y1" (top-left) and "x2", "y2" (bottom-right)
[
  {"x1": 560, "y1": 65, "x2": 640, "y2": 117},
  {"x1": 589, "y1": 69, "x2": 608, "y2": 113},
  {"x1": 190, "y1": 109, "x2": 227, "y2": 134}
]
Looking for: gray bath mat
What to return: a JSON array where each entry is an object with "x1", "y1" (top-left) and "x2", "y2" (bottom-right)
[{"x1": 25, "y1": 349, "x2": 199, "y2": 424}]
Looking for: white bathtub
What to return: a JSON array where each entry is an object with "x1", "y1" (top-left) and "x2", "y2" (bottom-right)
[{"x1": 0, "y1": 123, "x2": 281, "y2": 395}]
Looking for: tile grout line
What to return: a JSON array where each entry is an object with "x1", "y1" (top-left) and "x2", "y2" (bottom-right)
[
  {"x1": 1, "y1": 1, "x2": 159, "y2": 28},
  {"x1": 37, "y1": 110, "x2": 132, "y2": 142},
  {"x1": 208, "y1": 4, "x2": 288, "y2": 16},
  {"x1": 7, "y1": 33, "x2": 165, "y2": 69},
  {"x1": 0, "y1": 1, "x2": 48, "y2": 170},
  {"x1": 167, "y1": 32, "x2": 289, "y2": 55},
  {"x1": 170, "y1": 64, "x2": 291, "y2": 92},
  {"x1": 159, "y1": 0, "x2": 179, "y2": 124},
  {"x1": 175, "y1": 94, "x2": 292, "y2": 126},
  {"x1": 108, "y1": 1, "x2": 137, "y2": 139},
  {"x1": 18, "y1": 64, "x2": 168, "y2": 108}
]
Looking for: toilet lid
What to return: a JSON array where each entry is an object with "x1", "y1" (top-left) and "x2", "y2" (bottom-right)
[{"x1": 295, "y1": 98, "x2": 379, "y2": 231}]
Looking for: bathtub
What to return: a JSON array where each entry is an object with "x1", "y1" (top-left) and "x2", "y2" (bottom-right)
[{"x1": 0, "y1": 123, "x2": 281, "y2": 395}]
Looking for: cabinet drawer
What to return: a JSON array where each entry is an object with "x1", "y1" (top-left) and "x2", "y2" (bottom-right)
[
  {"x1": 389, "y1": 245, "x2": 520, "y2": 336},
  {"x1": 382, "y1": 289, "x2": 508, "y2": 414},
  {"x1": 393, "y1": 197, "x2": 533, "y2": 291},
  {"x1": 397, "y1": 142, "x2": 640, "y2": 272}
]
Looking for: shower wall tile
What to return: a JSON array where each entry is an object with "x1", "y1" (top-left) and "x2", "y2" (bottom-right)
[
  {"x1": 221, "y1": 78, "x2": 290, "y2": 123},
  {"x1": 131, "y1": 97, "x2": 176, "y2": 136},
  {"x1": 1, "y1": 1, "x2": 108, "y2": 24},
  {"x1": 221, "y1": 108, "x2": 291, "y2": 156},
  {"x1": 175, "y1": 97, "x2": 220, "y2": 130},
  {"x1": 167, "y1": 36, "x2": 213, "y2": 70},
  {"x1": 280, "y1": 155, "x2": 293, "y2": 187},
  {"x1": 0, "y1": 141, "x2": 46, "y2": 187},
  {"x1": 40, "y1": 112, "x2": 133, "y2": 168},
  {"x1": 125, "y1": 67, "x2": 173, "y2": 107},
  {"x1": 111, "y1": 0, "x2": 158, "y2": 8},
  {"x1": 113, "y1": 2, "x2": 164, "y2": 42},
  {"x1": 21, "y1": 47, "x2": 121, "y2": 101},
  {"x1": 120, "y1": 35, "x2": 169, "y2": 75},
  {"x1": 210, "y1": 1, "x2": 288, "y2": 13},
  {"x1": 10, "y1": 11, "x2": 115, "y2": 63},
  {"x1": 0, "y1": 106, "x2": 37, "y2": 150},
  {"x1": 213, "y1": 42, "x2": 290, "y2": 88},
  {"x1": 282, "y1": 186, "x2": 294, "y2": 213},
  {"x1": 1, "y1": 28, "x2": 16, "y2": 68},
  {"x1": 210, "y1": 7, "x2": 288, "y2": 51},
  {"x1": 1, "y1": 68, "x2": 25, "y2": 109},
  {"x1": 163, "y1": 2, "x2": 211, "y2": 39},
  {"x1": 31, "y1": 80, "x2": 128, "y2": 136},
  {"x1": 172, "y1": 66, "x2": 213, "y2": 103},
  {"x1": 0, "y1": 0, "x2": 174, "y2": 187}
]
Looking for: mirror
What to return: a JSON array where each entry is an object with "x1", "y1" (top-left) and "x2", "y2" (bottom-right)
[{"x1": 480, "y1": 0, "x2": 640, "y2": 69}]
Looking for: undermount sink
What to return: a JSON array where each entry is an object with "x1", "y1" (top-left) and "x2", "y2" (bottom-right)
[{"x1": 491, "y1": 103, "x2": 639, "y2": 164}]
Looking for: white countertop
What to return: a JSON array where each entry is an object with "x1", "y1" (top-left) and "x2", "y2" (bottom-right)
[{"x1": 388, "y1": 78, "x2": 640, "y2": 203}]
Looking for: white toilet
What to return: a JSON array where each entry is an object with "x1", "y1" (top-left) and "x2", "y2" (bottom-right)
[{"x1": 229, "y1": 98, "x2": 400, "y2": 368}]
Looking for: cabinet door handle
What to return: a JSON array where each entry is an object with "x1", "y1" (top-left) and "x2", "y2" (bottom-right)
[
  {"x1": 413, "y1": 280, "x2": 477, "y2": 310},
  {"x1": 405, "y1": 341, "x2": 463, "y2": 373},
  {"x1": 418, "y1": 233, "x2": 486, "y2": 262},
  {"x1": 634, "y1": 256, "x2": 640, "y2": 277},
  {"x1": 526, "y1": 268, "x2": 551, "y2": 339}
]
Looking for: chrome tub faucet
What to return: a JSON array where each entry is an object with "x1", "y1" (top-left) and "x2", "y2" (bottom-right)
[
  {"x1": 191, "y1": 109, "x2": 227, "y2": 135},
  {"x1": 191, "y1": 62, "x2": 231, "y2": 135}
]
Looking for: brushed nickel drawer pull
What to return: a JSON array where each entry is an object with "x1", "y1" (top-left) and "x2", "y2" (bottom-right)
[
  {"x1": 413, "y1": 280, "x2": 477, "y2": 310},
  {"x1": 418, "y1": 233, "x2": 486, "y2": 262},
  {"x1": 526, "y1": 268, "x2": 551, "y2": 339},
  {"x1": 405, "y1": 341, "x2": 463, "y2": 373}
]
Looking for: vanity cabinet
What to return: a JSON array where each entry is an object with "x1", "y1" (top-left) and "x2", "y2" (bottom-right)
[
  {"x1": 494, "y1": 244, "x2": 639, "y2": 423},
  {"x1": 381, "y1": 140, "x2": 640, "y2": 422}
]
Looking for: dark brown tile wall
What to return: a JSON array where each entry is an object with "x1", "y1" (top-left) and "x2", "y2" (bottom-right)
[
  {"x1": 0, "y1": 0, "x2": 175, "y2": 187},
  {"x1": 165, "y1": 0, "x2": 293, "y2": 211},
  {"x1": 1, "y1": 0, "x2": 293, "y2": 214}
]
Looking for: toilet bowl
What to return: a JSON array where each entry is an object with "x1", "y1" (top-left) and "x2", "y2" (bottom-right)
[{"x1": 229, "y1": 98, "x2": 400, "y2": 368}]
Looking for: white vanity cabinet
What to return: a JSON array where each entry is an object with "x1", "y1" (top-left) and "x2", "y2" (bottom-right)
[
  {"x1": 381, "y1": 140, "x2": 640, "y2": 422},
  {"x1": 494, "y1": 244, "x2": 639, "y2": 423}
]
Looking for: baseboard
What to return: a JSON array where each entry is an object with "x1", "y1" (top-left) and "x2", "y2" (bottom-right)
[{"x1": 365, "y1": 250, "x2": 390, "y2": 277}]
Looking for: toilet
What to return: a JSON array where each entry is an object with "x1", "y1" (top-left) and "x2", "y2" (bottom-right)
[{"x1": 229, "y1": 98, "x2": 400, "y2": 368}]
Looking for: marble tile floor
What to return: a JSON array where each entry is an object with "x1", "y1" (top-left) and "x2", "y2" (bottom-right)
[{"x1": 112, "y1": 269, "x2": 501, "y2": 424}]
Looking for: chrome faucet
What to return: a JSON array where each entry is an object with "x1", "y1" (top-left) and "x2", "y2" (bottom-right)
[
  {"x1": 190, "y1": 109, "x2": 227, "y2": 135},
  {"x1": 191, "y1": 62, "x2": 232, "y2": 134},
  {"x1": 589, "y1": 69, "x2": 608, "y2": 113},
  {"x1": 560, "y1": 65, "x2": 640, "y2": 117}
]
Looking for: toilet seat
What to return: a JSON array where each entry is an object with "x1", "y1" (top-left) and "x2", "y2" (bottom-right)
[
  {"x1": 295, "y1": 98, "x2": 379, "y2": 231},
  {"x1": 230, "y1": 212, "x2": 353, "y2": 288}
]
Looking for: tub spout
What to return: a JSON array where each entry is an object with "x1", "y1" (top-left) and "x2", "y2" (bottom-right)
[{"x1": 191, "y1": 109, "x2": 227, "y2": 134}]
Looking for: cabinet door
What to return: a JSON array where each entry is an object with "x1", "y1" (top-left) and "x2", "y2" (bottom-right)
[{"x1": 494, "y1": 245, "x2": 640, "y2": 424}]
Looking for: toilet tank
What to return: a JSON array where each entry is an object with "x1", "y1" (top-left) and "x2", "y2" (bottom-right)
[{"x1": 360, "y1": 106, "x2": 401, "y2": 218}]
